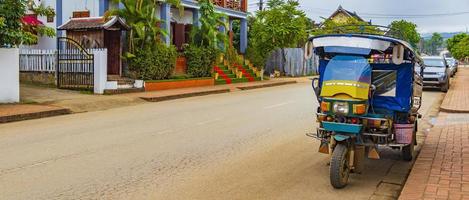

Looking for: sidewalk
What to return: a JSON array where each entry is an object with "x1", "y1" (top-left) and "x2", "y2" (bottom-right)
[
  {"x1": 399, "y1": 67, "x2": 469, "y2": 200},
  {"x1": 0, "y1": 104, "x2": 70, "y2": 123},
  {"x1": 440, "y1": 67, "x2": 469, "y2": 113},
  {"x1": 399, "y1": 120, "x2": 469, "y2": 200}
]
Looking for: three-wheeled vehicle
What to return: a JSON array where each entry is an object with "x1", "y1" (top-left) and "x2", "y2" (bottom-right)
[{"x1": 306, "y1": 27, "x2": 424, "y2": 189}]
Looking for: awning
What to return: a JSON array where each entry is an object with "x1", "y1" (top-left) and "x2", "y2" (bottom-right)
[{"x1": 22, "y1": 15, "x2": 44, "y2": 26}]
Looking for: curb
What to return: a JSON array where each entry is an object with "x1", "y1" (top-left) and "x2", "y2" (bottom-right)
[
  {"x1": 140, "y1": 89, "x2": 230, "y2": 102},
  {"x1": 439, "y1": 106, "x2": 469, "y2": 113},
  {"x1": 236, "y1": 81, "x2": 297, "y2": 90},
  {"x1": 0, "y1": 108, "x2": 71, "y2": 124}
]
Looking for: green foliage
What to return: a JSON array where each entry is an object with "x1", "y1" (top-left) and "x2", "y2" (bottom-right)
[
  {"x1": 423, "y1": 33, "x2": 444, "y2": 55},
  {"x1": 226, "y1": 46, "x2": 239, "y2": 65},
  {"x1": 30, "y1": 3, "x2": 56, "y2": 18},
  {"x1": 388, "y1": 20, "x2": 420, "y2": 48},
  {"x1": 184, "y1": 44, "x2": 218, "y2": 78},
  {"x1": 109, "y1": 0, "x2": 181, "y2": 80},
  {"x1": 230, "y1": 20, "x2": 241, "y2": 52},
  {"x1": 0, "y1": 0, "x2": 36, "y2": 47},
  {"x1": 0, "y1": 17, "x2": 5, "y2": 27},
  {"x1": 447, "y1": 33, "x2": 469, "y2": 60},
  {"x1": 247, "y1": 0, "x2": 309, "y2": 69},
  {"x1": 23, "y1": 2, "x2": 57, "y2": 41},
  {"x1": 311, "y1": 18, "x2": 381, "y2": 36},
  {"x1": 190, "y1": 0, "x2": 228, "y2": 50},
  {"x1": 128, "y1": 43, "x2": 178, "y2": 80},
  {"x1": 0, "y1": 0, "x2": 56, "y2": 46},
  {"x1": 35, "y1": 25, "x2": 56, "y2": 37},
  {"x1": 108, "y1": 0, "x2": 181, "y2": 53},
  {"x1": 447, "y1": 33, "x2": 468, "y2": 53}
]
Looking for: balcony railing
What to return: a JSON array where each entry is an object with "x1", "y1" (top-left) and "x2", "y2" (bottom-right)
[{"x1": 199, "y1": 0, "x2": 247, "y2": 12}]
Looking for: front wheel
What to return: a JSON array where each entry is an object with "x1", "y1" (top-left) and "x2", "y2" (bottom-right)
[
  {"x1": 441, "y1": 79, "x2": 449, "y2": 92},
  {"x1": 330, "y1": 143, "x2": 350, "y2": 189}
]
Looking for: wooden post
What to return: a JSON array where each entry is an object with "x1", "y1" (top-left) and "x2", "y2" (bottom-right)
[{"x1": 242, "y1": 0, "x2": 247, "y2": 12}]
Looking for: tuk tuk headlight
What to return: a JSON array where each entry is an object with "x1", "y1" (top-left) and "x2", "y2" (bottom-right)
[{"x1": 333, "y1": 102, "x2": 349, "y2": 114}]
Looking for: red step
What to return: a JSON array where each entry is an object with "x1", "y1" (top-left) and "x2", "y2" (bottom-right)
[{"x1": 214, "y1": 66, "x2": 232, "y2": 84}]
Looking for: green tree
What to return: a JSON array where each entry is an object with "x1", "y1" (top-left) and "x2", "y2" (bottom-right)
[
  {"x1": 108, "y1": 0, "x2": 181, "y2": 53},
  {"x1": 424, "y1": 33, "x2": 444, "y2": 55},
  {"x1": 448, "y1": 34, "x2": 469, "y2": 60},
  {"x1": 24, "y1": 1, "x2": 56, "y2": 42},
  {"x1": 247, "y1": 0, "x2": 309, "y2": 68},
  {"x1": 311, "y1": 17, "x2": 381, "y2": 36},
  {"x1": 388, "y1": 20, "x2": 420, "y2": 48},
  {"x1": 107, "y1": 0, "x2": 181, "y2": 80},
  {"x1": 184, "y1": 0, "x2": 227, "y2": 78},
  {"x1": 0, "y1": 0, "x2": 36, "y2": 47},
  {"x1": 447, "y1": 33, "x2": 468, "y2": 53},
  {"x1": 190, "y1": 0, "x2": 228, "y2": 50}
]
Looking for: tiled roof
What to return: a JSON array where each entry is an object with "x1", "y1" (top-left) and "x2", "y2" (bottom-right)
[
  {"x1": 58, "y1": 16, "x2": 130, "y2": 31},
  {"x1": 329, "y1": 5, "x2": 365, "y2": 22}
]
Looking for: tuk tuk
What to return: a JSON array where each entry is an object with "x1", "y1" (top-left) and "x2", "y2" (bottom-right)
[{"x1": 306, "y1": 29, "x2": 424, "y2": 189}]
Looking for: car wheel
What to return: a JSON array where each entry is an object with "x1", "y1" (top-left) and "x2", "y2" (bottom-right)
[{"x1": 441, "y1": 79, "x2": 449, "y2": 93}]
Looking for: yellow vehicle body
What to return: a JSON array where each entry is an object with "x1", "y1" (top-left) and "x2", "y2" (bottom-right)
[{"x1": 320, "y1": 80, "x2": 370, "y2": 100}]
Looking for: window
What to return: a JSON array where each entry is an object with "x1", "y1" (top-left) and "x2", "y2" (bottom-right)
[{"x1": 72, "y1": 11, "x2": 90, "y2": 18}]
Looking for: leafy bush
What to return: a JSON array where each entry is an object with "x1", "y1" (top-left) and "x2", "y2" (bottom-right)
[
  {"x1": 128, "y1": 44, "x2": 178, "y2": 80},
  {"x1": 0, "y1": 0, "x2": 36, "y2": 46},
  {"x1": 226, "y1": 46, "x2": 239, "y2": 65},
  {"x1": 184, "y1": 44, "x2": 218, "y2": 78}
]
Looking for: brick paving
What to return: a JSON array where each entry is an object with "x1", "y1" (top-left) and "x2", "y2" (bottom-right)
[
  {"x1": 399, "y1": 123, "x2": 469, "y2": 200},
  {"x1": 400, "y1": 67, "x2": 469, "y2": 200},
  {"x1": 440, "y1": 67, "x2": 469, "y2": 113}
]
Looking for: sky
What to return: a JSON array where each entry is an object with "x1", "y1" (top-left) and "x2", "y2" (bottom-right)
[{"x1": 248, "y1": 0, "x2": 469, "y2": 34}]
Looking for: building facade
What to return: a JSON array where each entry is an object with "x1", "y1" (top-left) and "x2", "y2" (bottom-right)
[{"x1": 28, "y1": 0, "x2": 248, "y2": 53}]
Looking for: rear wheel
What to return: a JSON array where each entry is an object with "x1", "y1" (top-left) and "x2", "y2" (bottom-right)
[
  {"x1": 330, "y1": 144, "x2": 350, "y2": 189},
  {"x1": 402, "y1": 131, "x2": 415, "y2": 161}
]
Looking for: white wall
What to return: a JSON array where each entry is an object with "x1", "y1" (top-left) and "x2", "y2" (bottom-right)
[
  {"x1": 62, "y1": 0, "x2": 100, "y2": 21},
  {"x1": 91, "y1": 49, "x2": 108, "y2": 94},
  {"x1": 0, "y1": 48, "x2": 20, "y2": 103}
]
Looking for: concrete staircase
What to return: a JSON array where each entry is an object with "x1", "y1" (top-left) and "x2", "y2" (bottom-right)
[
  {"x1": 104, "y1": 75, "x2": 145, "y2": 95},
  {"x1": 214, "y1": 64, "x2": 261, "y2": 85}
]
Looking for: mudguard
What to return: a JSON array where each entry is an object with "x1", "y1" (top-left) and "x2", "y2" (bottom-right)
[{"x1": 334, "y1": 134, "x2": 351, "y2": 142}]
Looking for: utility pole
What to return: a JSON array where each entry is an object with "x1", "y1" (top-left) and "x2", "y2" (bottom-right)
[{"x1": 259, "y1": 0, "x2": 264, "y2": 11}]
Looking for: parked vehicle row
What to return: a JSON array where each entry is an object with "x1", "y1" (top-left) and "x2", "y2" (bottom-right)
[{"x1": 421, "y1": 56, "x2": 458, "y2": 93}]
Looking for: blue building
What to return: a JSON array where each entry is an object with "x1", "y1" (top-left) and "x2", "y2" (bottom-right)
[{"x1": 31, "y1": 0, "x2": 248, "y2": 53}]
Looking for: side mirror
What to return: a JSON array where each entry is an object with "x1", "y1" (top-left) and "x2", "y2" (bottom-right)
[{"x1": 312, "y1": 78, "x2": 321, "y2": 102}]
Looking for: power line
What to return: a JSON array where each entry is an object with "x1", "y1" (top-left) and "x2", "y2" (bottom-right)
[{"x1": 304, "y1": 7, "x2": 469, "y2": 19}]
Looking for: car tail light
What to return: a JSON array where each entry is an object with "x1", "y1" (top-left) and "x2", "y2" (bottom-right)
[
  {"x1": 353, "y1": 104, "x2": 366, "y2": 115},
  {"x1": 321, "y1": 102, "x2": 330, "y2": 112}
]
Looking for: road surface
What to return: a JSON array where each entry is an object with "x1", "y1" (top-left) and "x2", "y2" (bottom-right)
[{"x1": 0, "y1": 82, "x2": 442, "y2": 199}]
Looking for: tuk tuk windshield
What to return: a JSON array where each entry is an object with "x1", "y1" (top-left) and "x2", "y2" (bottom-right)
[{"x1": 323, "y1": 55, "x2": 371, "y2": 84}]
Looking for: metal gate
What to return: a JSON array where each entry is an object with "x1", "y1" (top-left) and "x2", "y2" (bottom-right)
[{"x1": 57, "y1": 37, "x2": 94, "y2": 90}]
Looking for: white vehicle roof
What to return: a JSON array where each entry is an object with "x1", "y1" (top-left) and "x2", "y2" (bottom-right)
[{"x1": 422, "y1": 56, "x2": 445, "y2": 60}]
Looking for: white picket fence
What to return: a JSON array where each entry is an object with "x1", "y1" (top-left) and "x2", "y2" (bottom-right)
[{"x1": 19, "y1": 49, "x2": 56, "y2": 72}]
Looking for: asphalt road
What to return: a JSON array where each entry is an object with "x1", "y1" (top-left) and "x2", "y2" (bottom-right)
[{"x1": 0, "y1": 83, "x2": 442, "y2": 200}]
